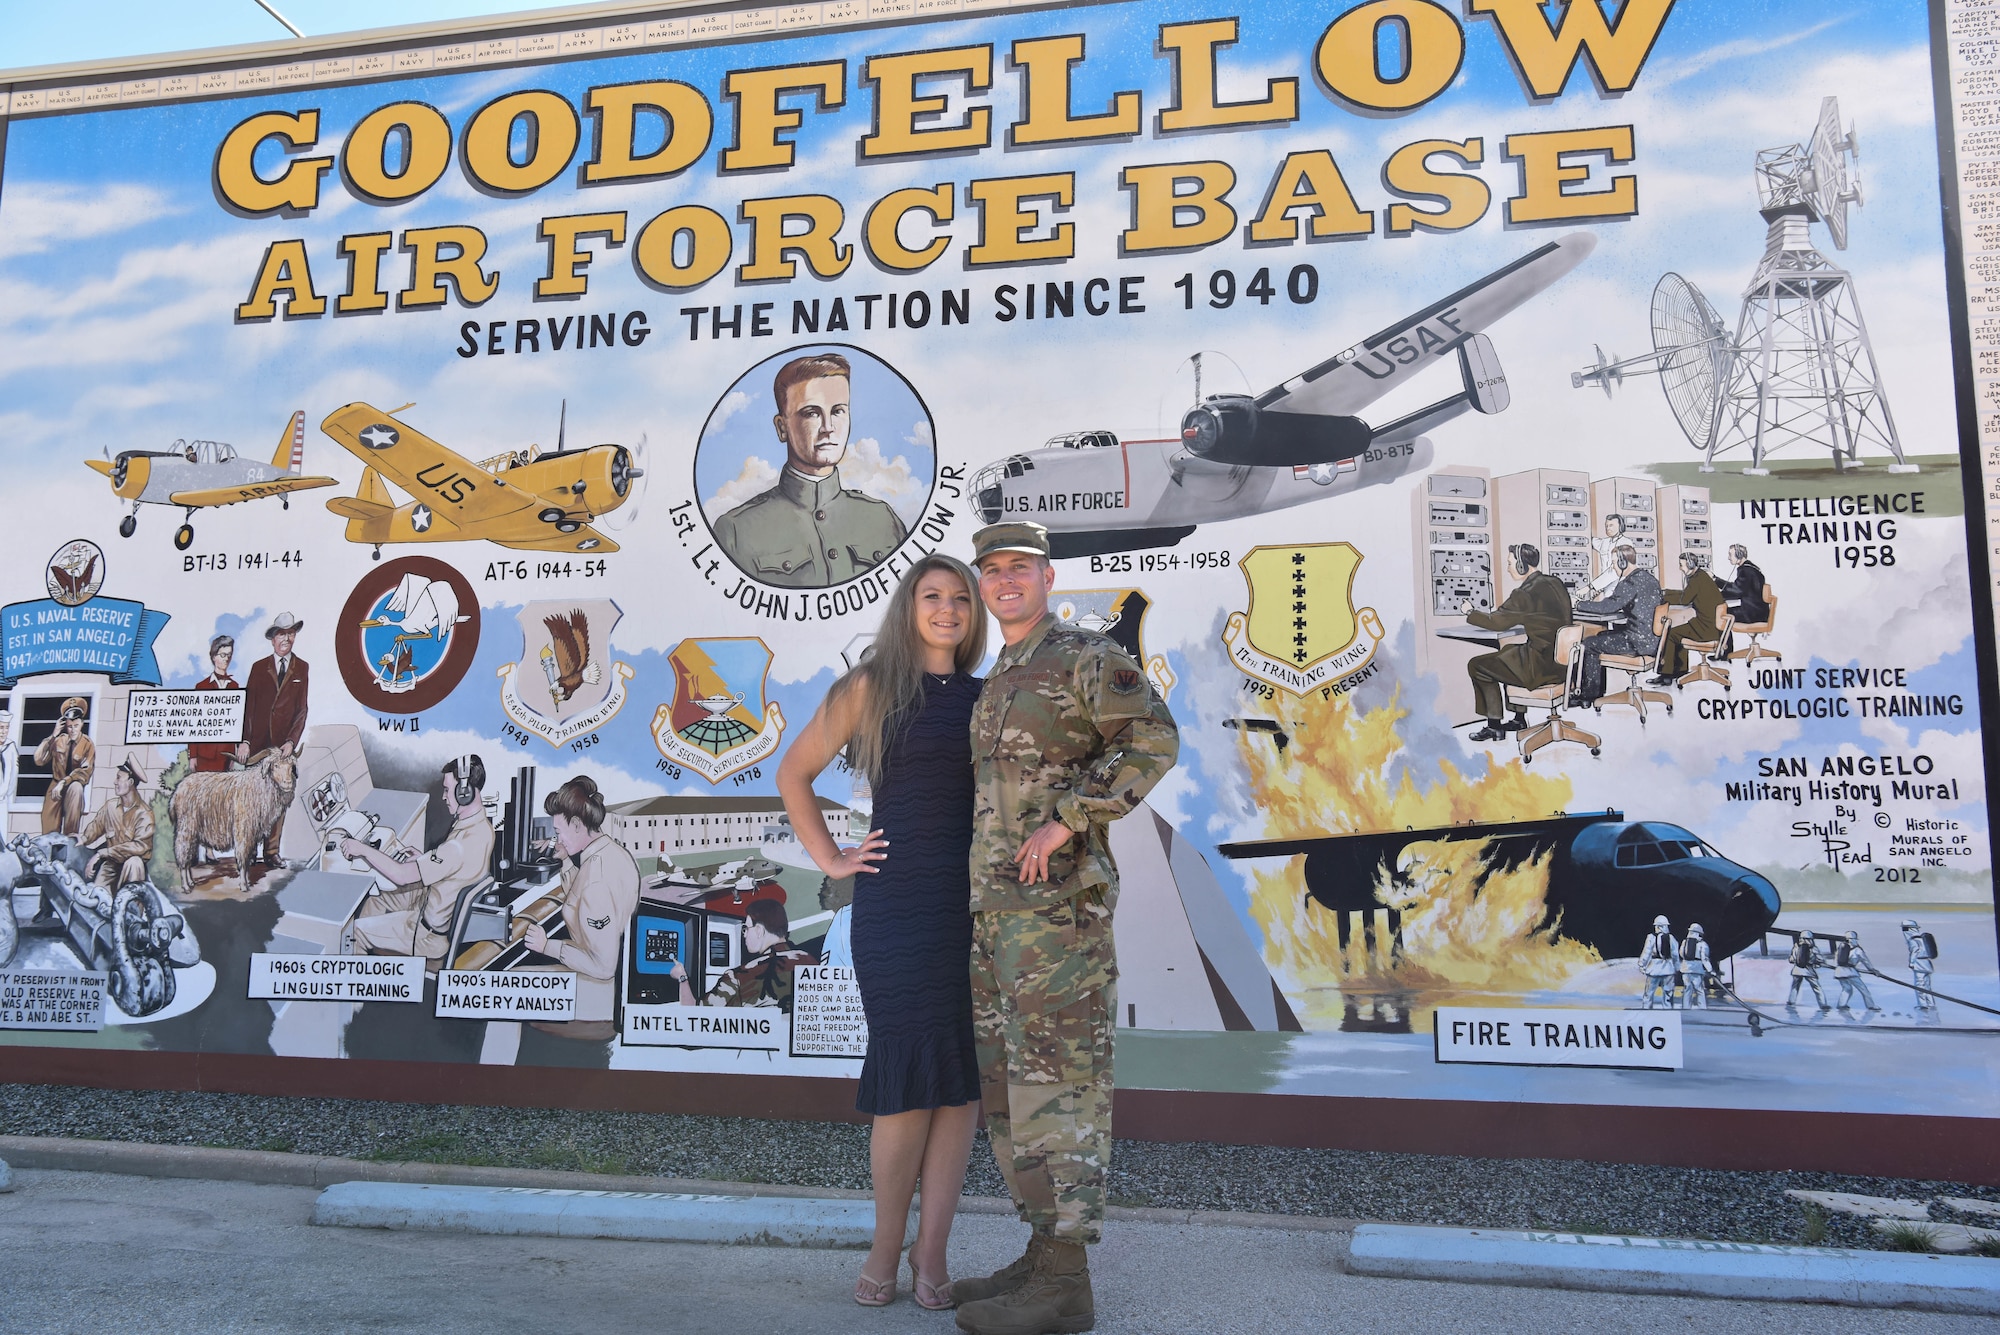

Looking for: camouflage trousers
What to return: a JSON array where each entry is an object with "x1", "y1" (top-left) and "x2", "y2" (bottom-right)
[{"x1": 970, "y1": 888, "x2": 1116, "y2": 1245}]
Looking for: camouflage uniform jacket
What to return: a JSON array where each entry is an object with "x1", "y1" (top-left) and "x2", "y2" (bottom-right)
[
  {"x1": 706, "y1": 939, "x2": 814, "y2": 1010},
  {"x1": 969, "y1": 614, "x2": 1179, "y2": 913},
  {"x1": 712, "y1": 466, "x2": 907, "y2": 588}
]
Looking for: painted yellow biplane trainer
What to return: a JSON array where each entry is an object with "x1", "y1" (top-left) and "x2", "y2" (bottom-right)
[
  {"x1": 86, "y1": 410, "x2": 338, "y2": 550},
  {"x1": 320, "y1": 401, "x2": 646, "y2": 559}
]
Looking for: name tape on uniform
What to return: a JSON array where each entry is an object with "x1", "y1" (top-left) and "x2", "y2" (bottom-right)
[
  {"x1": 789, "y1": 965, "x2": 867, "y2": 1058},
  {"x1": 435, "y1": 968, "x2": 574, "y2": 1019},
  {"x1": 0, "y1": 969, "x2": 105, "y2": 1030},
  {"x1": 622, "y1": 1003, "x2": 785, "y2": 1049},
  {"x1": 1434, "y1": 1007, "x2": 1683, "y2": 1071},
  {"x1": 248, "y1": 953, "x2": 423, "y2": 1002}
]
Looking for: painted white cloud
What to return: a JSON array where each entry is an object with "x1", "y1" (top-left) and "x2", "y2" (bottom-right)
[
  {"x1": 841, "y1": 433, "x2": 926, "y2": 526},
  {"x1": 0, "y1": 182, "x2": 179, "y2": 260},
  {"x1": 706, "y1": 453, "x2": 780, "y2": 515},
  {"x1": 708, "y1": 389, "x2": 752, "y2": 432}
]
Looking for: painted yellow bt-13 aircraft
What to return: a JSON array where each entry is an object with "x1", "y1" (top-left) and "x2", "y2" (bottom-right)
[
  {"x1": 320, "y1": 402, "x2": 646, "y2": 558},
  {"x1": 86, "y1": 411, "x2": 338, "y2": 550}
]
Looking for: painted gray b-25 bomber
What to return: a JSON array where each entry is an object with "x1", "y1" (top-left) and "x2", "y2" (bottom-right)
[
  {"x1": 972, "y1": 234, "x2": 1596, "y2": 558},
  {"x1": 86, "y1": 410, "x2": 338, "y2": 551}
]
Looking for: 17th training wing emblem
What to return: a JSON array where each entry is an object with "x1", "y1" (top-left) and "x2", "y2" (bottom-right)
[
  {"x1": 650, "y1": 637, "x2": 786, "y2": 783},
  {"x1": 1222, "y1": 543, "x2": 1384, "y2": 695},
  {"x1": 498, "y1": 599, "x2": 634, "y2": 746}
]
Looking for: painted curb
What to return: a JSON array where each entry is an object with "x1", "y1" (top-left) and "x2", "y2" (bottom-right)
[
  {"x1": 1346, "y1": 1224, "x2": 2000, "y2": 1314},
  {"x1": 0, "y1": 1136, "x2": 1357, "y2": 1233},
  {"x1": 310, "y1": 1180, "x2": 904, "y2": 1248}
]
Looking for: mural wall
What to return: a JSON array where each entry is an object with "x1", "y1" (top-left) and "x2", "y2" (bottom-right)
[{"x1": 1, "y1": 0, "x2": 1995, "y2": 1129}]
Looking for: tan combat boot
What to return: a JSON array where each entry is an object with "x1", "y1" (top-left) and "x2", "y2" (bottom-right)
[
  {"x1": 953, "y1": 1238, "x2": 1093, "y2": 1335},
  {"x1": 950, "y1": 1233, "x2": 1046, "y2": 1305}
]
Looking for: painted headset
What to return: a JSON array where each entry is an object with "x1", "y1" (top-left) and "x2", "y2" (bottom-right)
[{"x1": 449, "y1": 753, "x2": 478, "y2": 807}]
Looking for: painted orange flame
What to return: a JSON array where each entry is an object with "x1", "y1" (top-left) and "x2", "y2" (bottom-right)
[{"x1": 1239, "y1": 683, "x2": 1596, "y2": 1029}]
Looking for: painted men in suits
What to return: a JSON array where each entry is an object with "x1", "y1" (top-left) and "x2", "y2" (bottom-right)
[
  {"x1": 1572, "y1": 545, "x2": 1662, "y2": 703},
  {"x1": 1462, "y1": 544, "x2": 1573, "y2": 742},
  {"x1": 1654, "y1": 553, "x2": 1729, "y2": 682},
  {"x1": 1717, "y1": 544, "x2": 1769, "y2": 624},
  {"x1": 240, "y1": 612, "x2": 309, "y2": 763},
  {"x1": 239, "y1": 612, "x2": 309, "y2": 866}
]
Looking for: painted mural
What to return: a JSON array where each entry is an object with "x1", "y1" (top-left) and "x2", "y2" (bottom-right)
[{"x1": 0, "y1": 0, "x2": 1994, "y2": 1127}]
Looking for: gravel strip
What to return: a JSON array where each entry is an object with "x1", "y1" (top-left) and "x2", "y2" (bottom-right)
[{"x1": 3, "y1": 1083, "x2": 1994, "y2": 1252}]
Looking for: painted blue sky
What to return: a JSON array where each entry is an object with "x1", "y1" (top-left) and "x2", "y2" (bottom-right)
[{"x1": 0, "y1": 0, "x2": 1983, "y2": 889}]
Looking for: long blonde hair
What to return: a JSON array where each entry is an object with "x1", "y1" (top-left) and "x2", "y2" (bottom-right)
[{"x1": 829, "y1": 554, "x2": 986, "y2": 787}]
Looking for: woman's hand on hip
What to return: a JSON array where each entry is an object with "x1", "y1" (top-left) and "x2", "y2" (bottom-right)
[{"x1": 824, "y1": 829, "x2": 888, "y2": 878}]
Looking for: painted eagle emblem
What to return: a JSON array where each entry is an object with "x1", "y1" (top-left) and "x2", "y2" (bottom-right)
[
  {"x1": 50, "y1": 554, "x2": 98, "y2": 603},
  {"x1": 539, "y1": 608, "x2": 603, "y2": 705}
]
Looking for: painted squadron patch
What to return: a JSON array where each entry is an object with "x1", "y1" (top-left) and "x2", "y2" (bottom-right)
[
  {"x1": 498, "y1": 599, "x2": 634, "y2": 747},
  {"x1": 1052, "y1": 588, "x2": 1175, "y2": 701},
  {"x1": 650, "y1": 637, "x2": 787, "y2": 783},
  {"x1": 335, "y1": 557, "x2": 480, "y2": 713},
  {"x1": 1223, "y1": 543, "x2": 1384, "y2": 695}
]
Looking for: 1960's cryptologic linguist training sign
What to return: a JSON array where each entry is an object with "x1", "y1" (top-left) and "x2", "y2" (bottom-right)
[{"x1": 1, "y1": 0, "x2": 1996, "y2": 1149}]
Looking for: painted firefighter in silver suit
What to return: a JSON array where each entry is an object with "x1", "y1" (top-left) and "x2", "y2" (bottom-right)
[
  {"x1": 1832, "y1": 931, "x2": 1880, "y2": 1012},
  {"x1": 1678, "y1": 923, "x2": 1713, "y2": 1009},
  {"x1": 1787, "y1": 932, "x2": 1829, "y2": 1010},
  {"x1": 1638, "y1": 915, "x2": 1679, "y2": 1009}
]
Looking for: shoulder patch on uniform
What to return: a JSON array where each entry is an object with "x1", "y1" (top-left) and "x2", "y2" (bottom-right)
[
  {"x1": 587, "y1": 913, "x2": 611, "y2": 930},
  {"x1": 1110, "y1": 668, "x2": 1142, "y2": 694}
]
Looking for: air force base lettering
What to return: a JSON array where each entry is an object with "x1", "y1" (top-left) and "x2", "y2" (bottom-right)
[
  {"x1": 1435, "y1": 1007, "x2": 1684, "y2": 1071},
  {"x1": 436, "y1": 969, "x2": 575, "y2": 1020}
]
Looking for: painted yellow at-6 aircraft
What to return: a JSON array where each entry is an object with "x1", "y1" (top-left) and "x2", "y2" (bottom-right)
[
  {"x1": 85, "y1": 410, "x2": 338, "y2": 551},
  {"x1": 320, "y1": 402, "x2": 646, "y2": 559}
]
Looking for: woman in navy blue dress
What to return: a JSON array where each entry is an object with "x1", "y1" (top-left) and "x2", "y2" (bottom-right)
[{"x1": 778, "y1": 554, "x2": 986, "y2": 1310}]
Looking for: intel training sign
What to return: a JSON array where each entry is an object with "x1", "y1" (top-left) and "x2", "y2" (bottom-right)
[{"x1": 1434, "y1": 1008, "x2": 1683, "y2": 1071}]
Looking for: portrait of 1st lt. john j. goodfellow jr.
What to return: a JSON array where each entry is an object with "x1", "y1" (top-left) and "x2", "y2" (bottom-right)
[{"x1": 710, "y1": 352, "x2": 910, "y2": 589}]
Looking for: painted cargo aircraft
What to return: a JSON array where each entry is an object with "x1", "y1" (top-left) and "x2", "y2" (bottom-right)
[
  {"x1": 1219, "y1": 811, "x2": 1782, "y2": 964},
  {"x1": 321, "y1": 402, "x2": 644, "y2": 558},
  {"x1": 86, "y1": 410, "x2": 337, "y2": 550},
  {"x1": 971, "y1": 233, "x2": 1596, "y2": 558}
]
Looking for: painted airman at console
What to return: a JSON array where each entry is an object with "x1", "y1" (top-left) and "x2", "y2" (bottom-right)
[
  {"x1": 713, "y1": 353, "x2": 907, "y2": 589},
  {"x1": 346, "y1": 755, "x2": 495, "y2": 965}
]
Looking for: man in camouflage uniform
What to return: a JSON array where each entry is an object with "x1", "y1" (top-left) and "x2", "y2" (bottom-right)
[{"x1": 956, "y1": 520, "x2": 1178, "y2": 1335}]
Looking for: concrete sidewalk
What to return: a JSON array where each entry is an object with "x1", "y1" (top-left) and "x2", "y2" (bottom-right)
[{"x1": 2, "y1": 1166, "x2": 1992, "y2": 1335}]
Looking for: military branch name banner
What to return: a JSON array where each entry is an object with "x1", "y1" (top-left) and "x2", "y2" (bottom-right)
[{"x1": 1, "y1": 0, "x2": 1996, "y2": 1138}]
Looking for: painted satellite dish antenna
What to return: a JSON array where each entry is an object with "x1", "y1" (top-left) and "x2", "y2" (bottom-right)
[{"x1": 1573, "y1": 96, "x2": 1912, "y2": 475}]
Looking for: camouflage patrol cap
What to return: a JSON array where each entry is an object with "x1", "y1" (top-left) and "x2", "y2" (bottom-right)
[{"x1": 971, "y1": 520, "x2": 1050, "y2": 566}]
